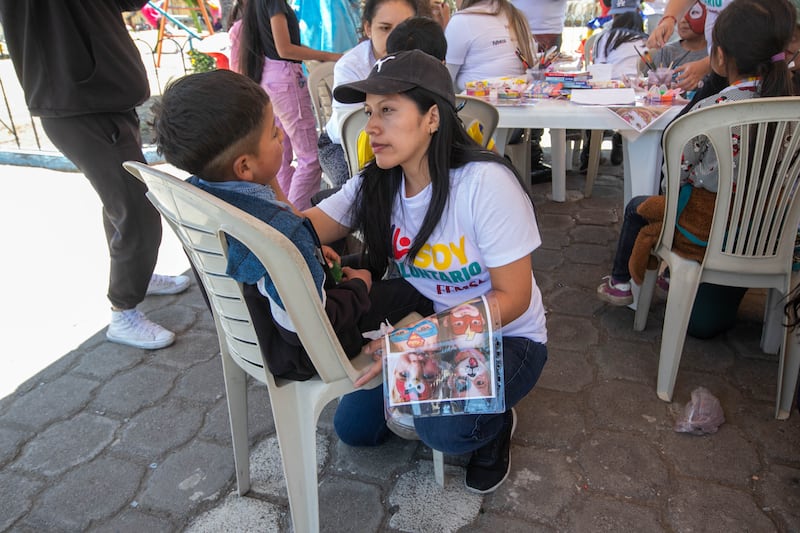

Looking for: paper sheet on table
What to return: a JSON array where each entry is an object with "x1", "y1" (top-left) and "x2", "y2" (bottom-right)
[
  {"x1": 607, "y1": 106, "x2": 670, "y2": 133},
  {"x1": 569, "y1": 88, "x2": 636, "y2": 105}
]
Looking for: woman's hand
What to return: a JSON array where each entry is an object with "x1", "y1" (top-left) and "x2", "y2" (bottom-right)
[
  {"x1": 674, "y1": 57, "x2": 710, "y2": 92},
  {"x1": 354, "y1": 338, "x2": 384, "y2": 387}
]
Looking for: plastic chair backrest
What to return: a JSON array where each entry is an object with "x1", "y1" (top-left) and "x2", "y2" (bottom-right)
[
  {"x1": 456, "y1": 95, "x2": 499, "y2": 149},
  {"x1": 584, "y1": 31, "x2": 602, "y2": 69},
  {"x1": 660, "y1": 97, "x2": 800, "y2": 278},
  {"x1": 638, "y1": 98, "x2": 800, "y2": 419},
  {"x1": 123, "y1": 161, "x2": 384, "y2": 532},
  {"x1": 306, "y1": 61, "x2": 336, "y2": 131},
  {"x1": 341, "y1": 107, "x2": 369, "y2": 178}
]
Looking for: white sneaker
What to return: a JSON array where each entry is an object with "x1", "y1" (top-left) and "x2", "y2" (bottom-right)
[
  {"x1": 146, "y1": 274, "x2": 190, "y2": 296},
  {"x1": 107, "y1": 309, "x2": 176, "y2": 349}
]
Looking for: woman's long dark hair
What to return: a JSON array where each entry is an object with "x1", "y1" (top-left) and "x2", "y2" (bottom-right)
[
  {"x1": 601, "y1": 11, "x2": 647, "y2": 58},
  {"x1": 352, "y1": 88, "x2": 533, "y2": 278},
  {"x1": 236, "y1": 0, "x2": 285, "y2": 83}
]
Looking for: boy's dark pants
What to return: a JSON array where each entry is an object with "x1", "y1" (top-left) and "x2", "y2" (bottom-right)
[{"x1": 41, "y1": 110, "x2": 162, "y2": 310}]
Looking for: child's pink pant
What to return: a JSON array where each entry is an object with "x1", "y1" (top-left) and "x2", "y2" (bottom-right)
[{"x1": 260, "y1": 57, "x2": 322, "y2": 210}]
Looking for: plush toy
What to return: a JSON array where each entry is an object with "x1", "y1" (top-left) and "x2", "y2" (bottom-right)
[{"x1": 628, "y1": 187, "x2": 717, "y2": 285}]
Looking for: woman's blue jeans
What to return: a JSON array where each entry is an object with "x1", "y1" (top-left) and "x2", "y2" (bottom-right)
[{"x1": 333, "y1": 336, "x2": 548, "y2": 455}]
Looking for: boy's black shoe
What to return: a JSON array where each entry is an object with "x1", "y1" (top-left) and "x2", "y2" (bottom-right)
[{"x1": 465, "y1": 408, "x2": 517, "y2": 493}]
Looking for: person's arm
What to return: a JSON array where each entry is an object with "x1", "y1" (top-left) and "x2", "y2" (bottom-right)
[
  {"x1": 646, "y1": 0, "x2": 695, "y2": 48},
  {"x1": 304, "y1": 206, "x2": 351, "y2": 244},
  {"x1": 270, "y1": 14, "x2": 342, "y2": 62},
  {"x1": 486, "y1": 256, "x2": 533, "y2": 326}
]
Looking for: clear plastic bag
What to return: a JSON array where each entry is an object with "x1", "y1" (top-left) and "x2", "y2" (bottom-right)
[{"x1": 674, "y1": 386, "x2": 725, "y2": 435}]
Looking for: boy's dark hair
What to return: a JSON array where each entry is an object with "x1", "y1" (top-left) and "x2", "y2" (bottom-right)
[
  {"x1": 386, "y1": 16, "x2": 447, "y2": 61},
  {"x1": 153, "y1": 69, "x2": 269, "y2": 181}
]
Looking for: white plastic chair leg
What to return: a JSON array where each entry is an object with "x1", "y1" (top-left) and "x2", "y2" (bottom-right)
[
  {"x1": 777, "y1": 332, "x2": 800, "y2": 419},
  {"x1": 634, "y1": 266, "x2": 659, "y2": 331},
  {"x1": 656, "y1": 260, "x2": 702, "y2": 401},
  {"x1": 271, "y1": 389, "x2": 322, "y2": 533},
  {"x1": 761, "y1": 288, "x2": 785, "y2": 355},
  {"x1": 433, "y1": 450, "x2": 444, "y2": 487},
  {"x1": 220, "y1": 349, "x2": 251, "y2": 495}
]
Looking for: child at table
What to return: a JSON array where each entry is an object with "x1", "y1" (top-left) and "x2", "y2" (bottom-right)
[
  {"x1": 597, "y1": 0, "x2": 796, "y2": 337},
  {"x1": 153, "y1": 70, "x2": 433, "y2": 380},
  {"x1": 641, "y1": 1, "x2": 707, "y2": 77},
  {"x1": 592, "y1": 0, "x2": 648, "y2": 80}
]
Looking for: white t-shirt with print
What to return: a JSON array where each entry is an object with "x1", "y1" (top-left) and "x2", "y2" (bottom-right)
[
  {"x1": 318, "y1": 161, "x2": 548, "y2": 343},
  {"x1": 445, "y1": 5, "x2": 527, "y2": 91},
  {"x1": 325, "y1": 40, "x2": 376, "y2": 145}
]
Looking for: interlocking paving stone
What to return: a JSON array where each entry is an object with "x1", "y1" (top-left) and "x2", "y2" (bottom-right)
[
  {"x1": 114, "y1": 398, "x2": 205, "y2": 459},
  {"x1": 758, "y1": 463, "x2": 800, "y2": 531},
  {"x1": 545, "y1": 286, "x2": 606, "y2": 317},
  {"x1": 2, "y1": 374, "x2": 99, "y2": 429},
  {"x1": 70, "y1": 343, "x2": 143, "y2": 380},
  {"x1": 13, "y1": 412, "x2": 118, "y2": 476},
  {"x1": 666, "y1": 478, "x2": 776, "y2": 532},
  {"x1": 318, "y1": 477, "x2": 384, "y2": 532},
  {"x1": 569, "y1": 224, "x2": 618, "y2": 244},
  {"x1": 0, "y1": 471, "x2": 44, "y2": 531},
  {"x1": 92, "y1": 510, "x2": 175, "y2": 533},
  {"x1": 172, "y1": 357, "x2": 226, "y2": 404},
  {"x1": 593, "y1": 338, "x2": 659, "y2": 383},
  {"x1": 333, "y1": 434, "x2": 417, "y2": 481},
  {"x1": 534, "y1": 347, "x2": 594, "y2": 393},
  {"x1": 586, "y1": 380, "x2": 673, "y2": 433},
  {"x1": 515, "y1": 388, "x2": 587, "y2": 449},
  {"x1": 545, "y1": 315, "x2": 599, "y2": 352},
  {"x1": 660, "y1": 426, "x2": 760, "y2": 487},
  {"x1": 154, "y1": 329, "x2": 220, "y2": 369},
  {"x1": 564, "y1": 496, "x2": 664, "y2": 532},
  {"x1": 564, "y1": 242, "x2": 614, "y2": 265},
  {"x1": 27, "y1": 456, "x2": 142, "y2": 531},
  {"x1": 0, "y1": 425, "x2": 28, "y2": 466},
  {"x1": 138, "y1": 440, "x2": 234, "y2": 516},
  {"x1": 486, "y1": 447, "x2": 579, "y2": 523},
  {"x1": 578, "y1": 431, "x2": 669, "y2": 500},
  {"x1": 90, "y1": 365, "x2": 177, "y2": 417}
]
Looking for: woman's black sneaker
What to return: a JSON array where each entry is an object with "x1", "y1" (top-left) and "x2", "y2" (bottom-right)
[{"x1": 465, "y1": 408, "x2": 517, "y2": 493}]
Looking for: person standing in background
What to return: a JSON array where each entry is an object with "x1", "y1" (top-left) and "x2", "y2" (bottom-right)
[
  {"x1": 0, "y1": 0, "x2": 191, "y2": 350},
  {"x1": 511, "y1": 0, "x2": 569, "y2": 180},
  {"x1": 230, "y1": 0, "x2": 342, "y2": 210},
  {"x1": 647, "y1": 0, "x2": 733, "y2": 95}
]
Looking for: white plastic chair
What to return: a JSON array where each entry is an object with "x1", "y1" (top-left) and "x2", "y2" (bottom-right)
[
  {"x1": 123, "y1": 162, "x2": 444, "y2": 533},
  {"x1": 340, "y1": 107, "x2": 369, "y2": 178},
  {"x1": 456, "y1": 94, "x2": 500, "y2": 149},
  {"x1": 632, "y1": 97, "x2": 800, "y2": 419},
  {"x1": 306, "y1": 60, "x2": 336, "y2": 131}
]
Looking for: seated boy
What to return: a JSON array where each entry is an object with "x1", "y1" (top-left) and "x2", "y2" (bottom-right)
[{"x1": 153, "y1": 70, "x2": 432, "y2": 380}]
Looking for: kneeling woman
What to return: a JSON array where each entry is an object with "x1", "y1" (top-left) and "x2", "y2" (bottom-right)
[{"x1": 305, "y1": 50, "x2": 548, "y2": 494}]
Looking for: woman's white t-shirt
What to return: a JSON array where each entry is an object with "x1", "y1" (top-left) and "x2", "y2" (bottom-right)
[
  {"x1": 317, "y1": 161, "x2": 548, "y2": 343},
  {"x1": 325, "y1": 40, "x2": 376, "y2": 144},
  {"x1": 445, "y1": 4, "x2": 526, "y2": 91}
]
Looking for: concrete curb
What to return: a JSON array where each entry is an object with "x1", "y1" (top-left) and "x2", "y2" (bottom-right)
[{"x1": 0, "y1": 145, "x2": 164, "y2": 172}]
